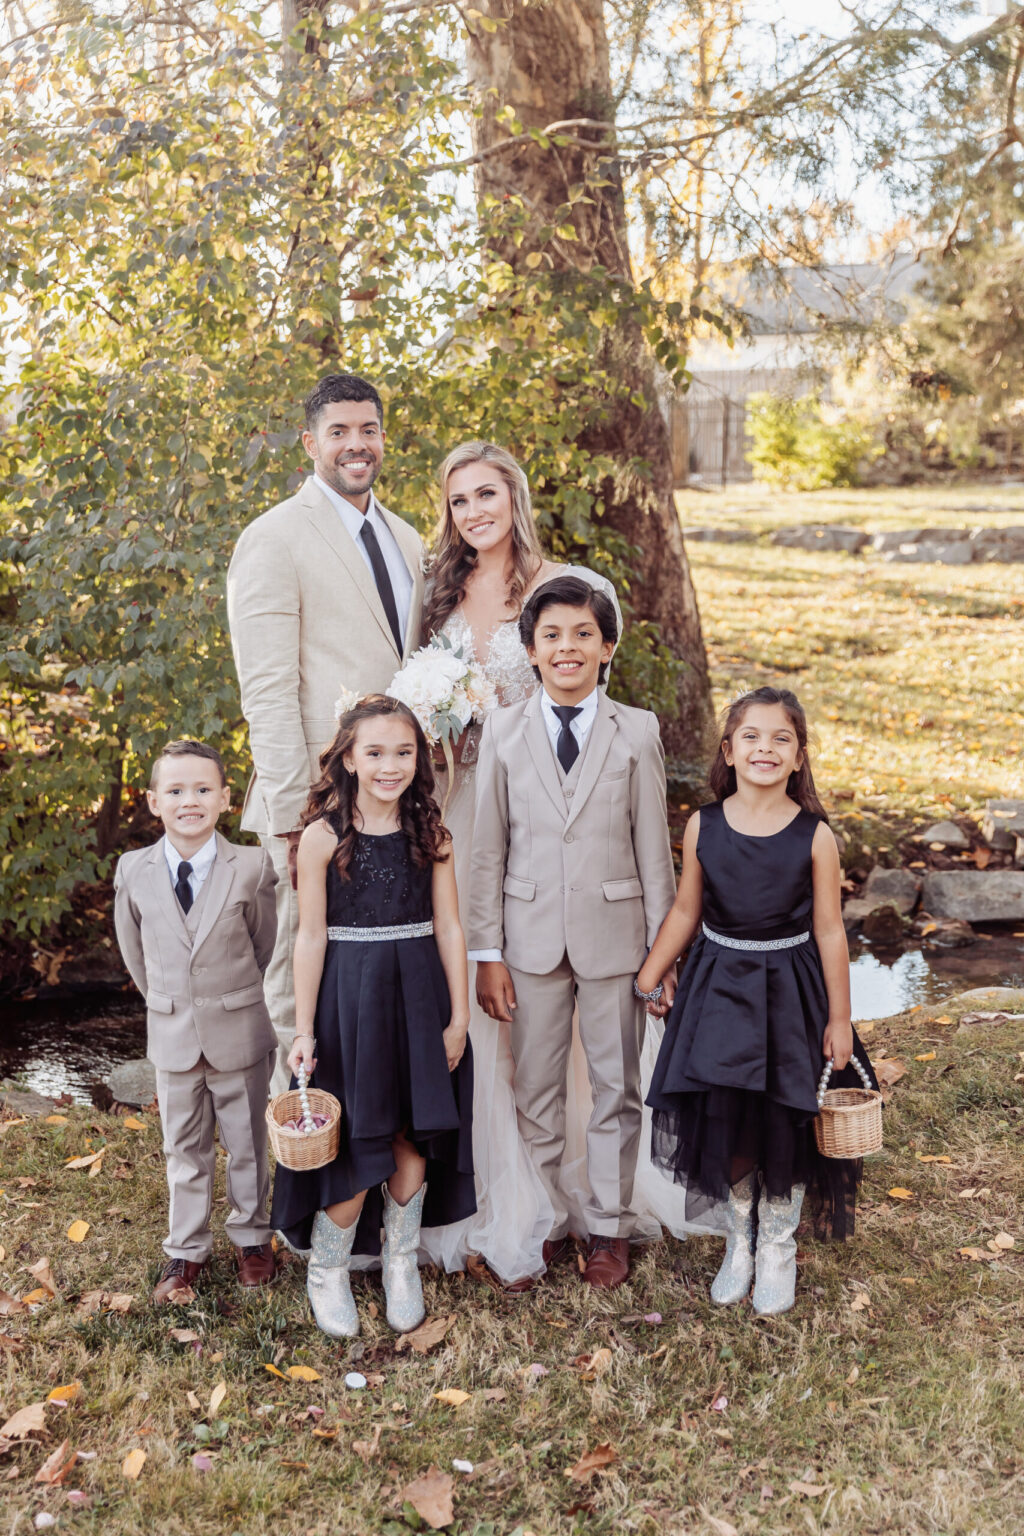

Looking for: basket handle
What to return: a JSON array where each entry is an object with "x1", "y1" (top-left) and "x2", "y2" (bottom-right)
[
  {"x1": 816, "y1": 1053, "x2": 873, "y2": 1108},
  {"x1": 296, "y1": 1061, "x2": 317, "y2": 1135}
]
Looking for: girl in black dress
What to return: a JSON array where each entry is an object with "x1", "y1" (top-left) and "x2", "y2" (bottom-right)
[
  {"x1": 272, "y1": 695, "x2": 474, "y2": 1338},
  {"x1": 637, "y1": 686, "x2": 875, "y2": 1315}
]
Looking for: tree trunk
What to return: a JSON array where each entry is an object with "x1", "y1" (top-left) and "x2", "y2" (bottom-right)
[{"x1": 466, "y1": 0, "x2": 712, "y2": 760}]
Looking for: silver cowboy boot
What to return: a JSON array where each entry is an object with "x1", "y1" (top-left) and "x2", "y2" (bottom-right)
[
  {"x1": 752, "y1": 1184, "x2": 805, "y2": 1316},
  {"x1": 306, "y1": 1209, "x2": 360, "y2": 1338},
  {"x1": 710, "y1": 1170, "x2": 758, "y2": 1306},
  {"x1": 381, "y1": 1182, "x2": 427, "y2": 1333}
]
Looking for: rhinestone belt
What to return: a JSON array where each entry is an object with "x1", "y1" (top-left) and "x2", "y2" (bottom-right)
[
  {"x1": 702, "y1": 922, "x2": 809, "y2": 951},
  {"x1": 327, "y1": 920, "x2": 434, "y2": 942}
]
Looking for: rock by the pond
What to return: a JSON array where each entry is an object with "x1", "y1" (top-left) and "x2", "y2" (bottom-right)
[
  {"x1": 682, "y1": 527, "x2": 756, "y2": 544},
  {"x1": 861, "y1": 866, "x2": 921, "y2": 913},
  {"x1": 969, "y1": 525, "x2": 1024, "y2": 562},
  {"x1": 0, "y1": 1085, "x2": 56, "y2": 1118},
  {"x1": 981, "y1": 799, "x2": 1024, "y2": 851},
  {"x1": 917, "y1": 915, "x2": 977, "y2": 948},
  {"x1": 916, "y1": 820, "x2": 970, "y2": 850},
  {"x1": 771, "y1": 525, "x2": 869, "y2": 554},
  {"x1": 921, "y1": 870, "x2": 1024, "y2": 922},
  {"x1": 861, "y1": 904, "x2": 908, "y2": 944},
  {"x1": 947, "y1": 986, "x2": 1024, "y2": 1010},
  {"x1": 841, "y1": 898, "x2": 874, "y2": 933},
  {"x1": 106, "y1": 1059, "x2": 157, "y2": 1106}
]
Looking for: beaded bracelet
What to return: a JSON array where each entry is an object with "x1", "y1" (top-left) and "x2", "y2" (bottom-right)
[{"x1": 633, "y1": 977, "x2": 664, "y2": 1003}]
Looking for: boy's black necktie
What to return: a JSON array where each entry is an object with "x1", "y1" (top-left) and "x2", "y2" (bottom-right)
[
  {"x1": 552, "y1": 704, "x2": 582, "y2": 773},
  {"x1": 359, "y1": 520, "x2": 403, "y2": 652},
  {"x1": 175, "y1": 861, "x2": 194, "y2": 914}
]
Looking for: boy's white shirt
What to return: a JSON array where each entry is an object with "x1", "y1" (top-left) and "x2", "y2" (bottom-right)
[
  {"x1": 161, "y1": 831, "x2": 217, "y2": 903},
  {"x1": 468, "y1": 687, "x2": 598, "y2": 963}
]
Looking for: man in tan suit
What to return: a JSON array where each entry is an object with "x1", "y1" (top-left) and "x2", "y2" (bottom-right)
[
  {"x1": 113, "y1": 741, "x2": 279, "y2": 1303},
  {"x1": 469, "y1": 575, "x2": 676, "y2": 1289},
  {"x1": 227, "y1": 374, "x2": 425, "y2": 1089}
]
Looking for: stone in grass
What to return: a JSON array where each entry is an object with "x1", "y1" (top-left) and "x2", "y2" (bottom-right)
[
  {"x1": 981, "y1": 799, "x2": 1024, "y2": 851},
  {"x1": 0, "y1": 1085, "x2": 55, "y2": 1118},
  {"x1": 861, "y1": 866, "x2": 921, "y2": 915},
  {"x1": 771, "y1": 525, "x2": 868, "y2": 554},
  {"x1": 921, "y1": 871, "x2": 1024, "y2": 922},
  {"x1": 915, "y1": 821, "x2": 969, "y2": 850},
  {"x1": 106, "y1": 1059, "x2": 157, "y2": 1106},
  {"x1": 948, "y1": 986, "x2": 1024, "y2": 1010}
]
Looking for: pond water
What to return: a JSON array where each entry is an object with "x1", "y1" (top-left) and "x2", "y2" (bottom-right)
[{"x1": 2, "y1": 930, "x2": 1022, "y2": 1105}]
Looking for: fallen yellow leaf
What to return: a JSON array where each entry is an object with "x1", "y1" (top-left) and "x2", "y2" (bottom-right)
[
  {"x1": 122, "y1": 1117, "x2": 147, "y2": 1130},
  {"x1": 45, "y1": 1115, "x2": 69, "y2": 1125},
  {"x1": 21, "y1": 1288, "x2": 50, "y2": 1305},
  {"x1": 208, "y1": 1381, "x2": 227, "y2": 1417},
  {"x1": 286, "y1": 1365, "x2": 320, "y2": 1382},
  {"x1": 990, "y1": 1233, "x2": 1015, "y2": 1251},
  {"x1": 47, "y1": 1382, "x2": 83, "y2": 1405},
  {"x1": 916, "y1": 1154, "x2": 951, "y2": 1163},
  {"x1": 64, "y1": 1152, "x2": 104, "y2": 1170},
  {"x1": 67, "y1": 1220, "x2": 90, "y2": 1243},
  {"x1": 887, "y1": 1188, "x2": 914, "y2": 1201},
  {"x1": 263, "y1": 1364, "x2": 287, "y2": 1379},
  {"x1": 432, "y1": 1388, "x2": 471, "y2": 1408},
  {"x1": 914, "y1": 1051, "x2": 936, "y2": 1062},
  {"x1": 88, "y1": 1153, "x2": 105, "y2": 1179},
  {"x1": 121, "y1": 1448, "x2": 147, "y2": 1480}
]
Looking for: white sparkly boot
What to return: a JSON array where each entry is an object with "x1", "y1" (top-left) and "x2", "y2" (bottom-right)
[
  {"x1": 306, "y1": 1209, "x2": 360, "y2": 1338},
  {"x1": 710, "y1": 1171, "x2": 758, "y2": 1306},
  {"x1": 752, "y1": 1184, "x2": 805, "y2": 1316},
  {"x1": 381, "y1": 1182, "x2": 426, "y2": 1333}
]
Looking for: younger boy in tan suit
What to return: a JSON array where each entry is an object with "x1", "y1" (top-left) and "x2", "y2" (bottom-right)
[
  {"x1": 469, "y1": 576, "x2": 676, "y2": 1289},
  {"x1": 114, "y1": 741, "x2": 279, "y2": 1304}
]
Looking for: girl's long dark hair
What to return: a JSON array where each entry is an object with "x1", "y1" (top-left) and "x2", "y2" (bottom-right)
[
  {"x1": 302, "y1": 695, "x2": 450, "y2": 880},
  {"x1": 707, "y1": 686, "x2": 830, "y2": 822}
]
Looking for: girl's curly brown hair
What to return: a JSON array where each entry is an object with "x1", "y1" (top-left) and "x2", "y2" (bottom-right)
[
  {"x1": 707, "y1": 685, "x2": 829, "y2": 822},
  {"x1": 301, "y1": 695, "x2": 450, "y2": 879}
]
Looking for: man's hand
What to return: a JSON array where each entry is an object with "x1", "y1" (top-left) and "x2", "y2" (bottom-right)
[
  {"x1": 276, "y1": 829, "x2": 303, "y2": 890},
  {"x1": 476, "y1": 960, "x2": 517, "y2": 1024}
]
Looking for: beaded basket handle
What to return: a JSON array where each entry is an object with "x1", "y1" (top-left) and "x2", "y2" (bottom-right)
[
  {"x1": 296, "y1": 1059, "x2": 317, "y2": 1135},
  {"x1": 816, "y1": 1053, "x2": 874, "y2": 1109}
]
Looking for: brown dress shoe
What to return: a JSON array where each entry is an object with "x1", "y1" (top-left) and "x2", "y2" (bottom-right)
[
  {"x1": 236, "y1": 1243, "x2": 277, "y2": 1288},
  {"x1": 582, "y1": 1235, "x2": 630, "y2": 1289},
  {"x1": 152, "y1": 1256, "x2": 207, "y2": 1306},
  {"x1": 542, "y1": 1235, "x2": 576, "y2": 1269}
]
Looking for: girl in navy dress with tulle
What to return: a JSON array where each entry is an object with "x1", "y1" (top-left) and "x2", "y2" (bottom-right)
[
  {"x1": 271, "y1": 695, "x2": 474, "y2": 1339},
  {"x1": 636, "y1": 686, "x2": 876, "y2": 1315}
]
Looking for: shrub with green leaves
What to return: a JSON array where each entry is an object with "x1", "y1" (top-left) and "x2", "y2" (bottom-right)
[{"x1": 746, "y1": 392, "x2": 879, "y2": 490}]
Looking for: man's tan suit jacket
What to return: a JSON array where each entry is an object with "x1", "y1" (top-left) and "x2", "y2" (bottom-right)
[
  {"x1": 468, "y1": 691, "x2": 677, "y2": 980},
  {"x1": 113, "y1": 833, "x2": 278, "y2": 1073},
  {"x1": 227, "y1": 475, "x2": 425, "y2": 837}
]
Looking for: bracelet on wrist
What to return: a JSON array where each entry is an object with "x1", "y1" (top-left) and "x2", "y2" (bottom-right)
[
  {"x1": 293, "y1": 1032, "x2": 314, "y2": 1042},
  {"x1": 633, "y1": 977, "x2": 664, "y2": 1003}
]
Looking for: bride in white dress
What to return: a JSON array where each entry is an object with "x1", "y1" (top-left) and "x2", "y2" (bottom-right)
[{"x1": 416, "y1": 441, "x2": 700, "y2": 1287}]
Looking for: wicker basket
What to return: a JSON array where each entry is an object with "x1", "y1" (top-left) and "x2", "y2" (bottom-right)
[
  {"x1": 266, "y1": 1064, "x2": 341, "y2": 1172},
  {"x1": 813, "y1": 1055, "x2": 883, "y2": 1160}
]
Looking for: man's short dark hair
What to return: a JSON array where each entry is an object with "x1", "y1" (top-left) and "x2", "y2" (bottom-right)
[
  {"x1": 151, "y1": 739, "x2": 227, "y2": 789},
  {"x1": 518, "y1": 574, "x2": 619, "y2": 685},
  {"x1": 303, "y1": 373, "x2": 384, "y2": 431}
]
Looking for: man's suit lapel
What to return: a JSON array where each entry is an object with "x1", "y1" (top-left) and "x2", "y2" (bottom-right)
[
  {"x1": 378, "y1": 503, "x2": 424, "y2": 661},
  {"x1": 297, "y1": 478, "x2": 402, "y2": 661},
  {"x1": 191, "y1": 834, "x2": 237, "y2": 959},
  {"x1": 564, "y1": 694, "x2": 617, "y2": 831},
  {"x1": 523, "y1": 694, "x2": 566, "y2": 818}
]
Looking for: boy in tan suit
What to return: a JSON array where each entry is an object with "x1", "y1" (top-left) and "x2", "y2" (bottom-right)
[
  {"x1": 469, "y1": 576, "x2": 676, "y2": 1289},
  {"x1": 113, "y1": 741, "x2": 279, "y2": 1304}
]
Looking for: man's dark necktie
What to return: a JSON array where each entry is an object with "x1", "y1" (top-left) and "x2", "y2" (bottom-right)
[
  {"x1": 552, "y1": 704, "x2": 582, "y2": 773},
  {"x1": 360, "y1": 520, "x2": 403, "y2": 652},
  {"x1": 175, "y1": 861, "x2": 194, "y2": 914}
]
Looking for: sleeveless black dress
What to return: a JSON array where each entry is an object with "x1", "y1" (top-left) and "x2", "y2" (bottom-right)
[
  {"x1": 646, "y1": 800, "x2": 876, "y2": 1239},
  {"x1": 270, "y1": 828, "x2": 476, "y2": 1257}
]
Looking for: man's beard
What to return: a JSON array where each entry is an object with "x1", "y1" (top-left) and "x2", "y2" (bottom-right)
[{"x1": 322, "y1": 458, "x2": 381, "y2": 498}]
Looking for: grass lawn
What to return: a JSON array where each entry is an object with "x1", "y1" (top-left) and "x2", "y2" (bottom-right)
[
  {"x1": 678, "y1": 483, "x2": 1024, "y2": 854},
  {"x1": 2, "y1": 993, "x2": 1022, "y2": 1535}
]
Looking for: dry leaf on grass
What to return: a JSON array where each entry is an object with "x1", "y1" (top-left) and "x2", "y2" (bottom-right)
[
  {"x1": 353, "y1": 1424, "x2": 383, "y2": 1463},
  {"x1": 0, "y1": 1289, "x2": 28, "y2": 1317},
  {"x1": 64, "y1": 1152, "x2": 104, "y2": 1171},
  {"x1": 401, "y1": 1466, "x2": 455, "y2": 1529},
  {"x1": 77, "y1": 1290, "x2": 132, "y2": 1316},
  {"x1": 66, "y1": 1221, "x2": 90, "y2": 1244},
  {"x1": 47, "y1": 1383, "x2": 82, "y2": 1406},
  {"x1": 988, "y1": 1233, "x2": 1015, "y2": 1252},
  {"x1": 394, "y1": 1313, "x2": 456, "y2": 1355},
  {"x1": 165, "y1": 1284, "x2": 196, "y2": 1305},
  {"x1": 169, "y1": 1328, "x2": 201, "y2": 1344},
  {"x1": 888, "y1": 1188, "x2": 914, "y2": 1201},
  {"x1": 433, "y1": 1389, "x2": 471, "y2": 1408},
  {"x1": 0, "y1": 1401, "x2": 47, "y2": 1440},
  {"x1": 565, "y1": 1443, "x2": 619, "y2": 1483},
  {"x1": 914, "y1": 1051, "x2": 936, "y2": 1062},
  {"x1": 572, "y1": 1347, "x2": 613, "y2": 1381},
  {"x1": 208, "y1": 1382, "x2": 226, "y2": 1417},
  {"x1": 35, "y1": 1440, "x2": 76, "y2": 1486},
  {"x1": 850, "y1": 1292, "x2": 871, "y2": 1313},
  {"x1": 121, "y1": 1448, "x2": 146, "y2": 1480},
  {"x1": 959, "y1": 1247, "x2": 998, "y2": 1262},
  {"x1": 122, "y1": 1117, "x2": 147, "y2": 1130},
  {"x1": 44, "y1": 1115, "x2": 68, "y2": 1125},
  {"x1": 702, "y1": 1516, "x2": 739, "y2": 1536},
  {"x1": 286, "y1": 1366, "x2": 320, "y2": 1382},
  {"x1": 22, "y1": 1288, "x2": 51, "y2": 1306},
  {"x1": 916, "y1": 1154, "x2": 951, "y2": 1164},
  {"x1": 874, "y1": 1059, "x2": 907, "y2": 1087},
  {"x1": 0, "y1": 1333, "x2": 26, "y2": 1353},
  {"x1": 264, "y1": 1364, "x2": 287, "y2": 1379},
  {"x1": 186, "y1": 1391, "x2": 201, "y2": 1412},
  {"x1": 26, "y1": 1258, "x2": 58, "y2": 1298},
  {"x1": 789, "y1": 1480, "x2": 828, "y2": 1496}
]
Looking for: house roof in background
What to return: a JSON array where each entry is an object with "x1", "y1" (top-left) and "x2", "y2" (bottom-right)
[{"x1": 718, "y1": 253, "x2": 923, "y2": 336}]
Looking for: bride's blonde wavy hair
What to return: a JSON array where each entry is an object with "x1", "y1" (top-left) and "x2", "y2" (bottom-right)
[{"x1": 421, "y1": 441, "x2": 545, "y2": 641}]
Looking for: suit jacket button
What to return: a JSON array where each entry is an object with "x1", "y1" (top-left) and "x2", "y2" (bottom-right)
[
  {"x1": 194, "y1": 998, "x2": 204, "y2": 1007},
  {"x1": 564, "y1": 833, "x2": 573, "y2": 843}
]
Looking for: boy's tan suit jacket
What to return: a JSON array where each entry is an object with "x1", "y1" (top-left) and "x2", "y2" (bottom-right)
[
  {"x1": 468, "y1": 691, "x2": 677, "y2": 980},
  {"x1": 113, "y1": 833, "x2": 278, "y2": 1073},
  {"x1": 226, "y1": 475, "x2": 425, "y2": 838}
]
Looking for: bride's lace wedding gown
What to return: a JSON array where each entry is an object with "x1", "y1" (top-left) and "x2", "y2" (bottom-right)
[{"x1": 418, "y1": 574, "x2": 705, "y2": 1284}]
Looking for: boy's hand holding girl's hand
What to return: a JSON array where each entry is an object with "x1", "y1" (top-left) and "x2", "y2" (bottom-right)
[
  {"x1": 823, "y1": 1018, "x2": 853, "y2": 1072},
  {"x1": 442, "y1": 1018, "x2": 469, "y2": 1072},
  {"x1": 287, "y1": 1033, "x2": 317, "y2": 1078}
]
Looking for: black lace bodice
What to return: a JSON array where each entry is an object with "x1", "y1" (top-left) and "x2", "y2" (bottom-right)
[{"x1": 325, "y1": 829, "x2": 433, "y2": 928}]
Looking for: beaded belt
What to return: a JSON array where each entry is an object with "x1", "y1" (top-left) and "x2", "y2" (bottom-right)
[
  {"x1": 702, "y1": 922, "x2": 809, "y2": 951},
  {"x1": 327, "y1": 920, "x2": 434, "y2": 942}
]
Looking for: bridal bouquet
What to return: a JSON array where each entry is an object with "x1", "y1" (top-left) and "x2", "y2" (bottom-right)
[{"x1": 386, "y1": 634, "x2": 497, "y2": 777}]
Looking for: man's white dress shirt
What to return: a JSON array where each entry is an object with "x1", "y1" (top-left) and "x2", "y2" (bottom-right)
[{"x1": 313, "y1": 474, "x2": 414, "y2": 647}]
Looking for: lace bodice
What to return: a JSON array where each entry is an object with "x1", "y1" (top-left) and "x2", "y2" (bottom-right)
[
  {"x1": 440, "y1": 612, "x2": 538, "y2": 707},
  {"x1": 324, "y1": 827, "x2": 433, "y2": 927}
]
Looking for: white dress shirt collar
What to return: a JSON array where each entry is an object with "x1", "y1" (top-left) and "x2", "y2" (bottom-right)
[
  {"x1": 312, "y1": 474, "x2": 413, "y2": 648},
  {"x1": 161, "y1": 831, "x2": 217, "y2": 893},
  {"x1": 540, "y1": 686, "x2": 599, "y2": 747}
]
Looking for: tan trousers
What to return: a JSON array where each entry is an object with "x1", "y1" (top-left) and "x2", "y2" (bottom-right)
[
  {"x1": 262, "y1": 832, "x2": 300, "y2": 1094},
  {"x1": 507, "y1": 957, "x2": 643, "y2": 1239},
  {"x1": 155, "y1": 1051, "x2": 275, "y2": 1261}
]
